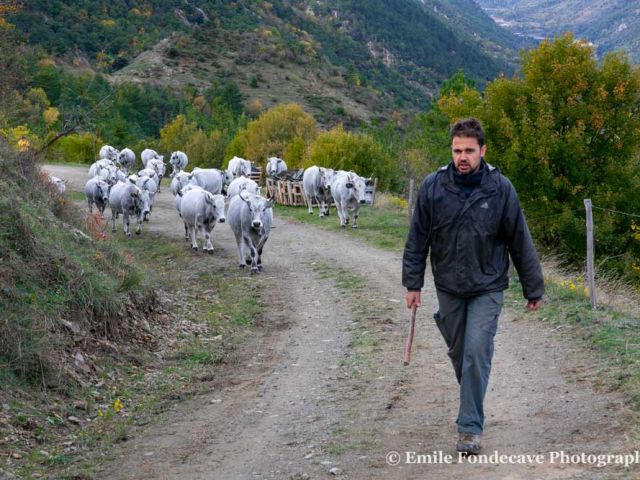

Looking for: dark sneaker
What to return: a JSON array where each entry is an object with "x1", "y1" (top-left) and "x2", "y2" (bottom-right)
[{"x1": 457, "y1": 432, "x2": 482, "y2": 455}]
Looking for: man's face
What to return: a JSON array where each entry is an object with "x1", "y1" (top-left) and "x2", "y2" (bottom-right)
[{"x1": 451, "y1": 136, "x2": 486, "y2": 175}]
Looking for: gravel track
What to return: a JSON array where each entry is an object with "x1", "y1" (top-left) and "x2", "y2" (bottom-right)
[{"x1": 45, "y1": 165, "x2": 638, "y2": 479}]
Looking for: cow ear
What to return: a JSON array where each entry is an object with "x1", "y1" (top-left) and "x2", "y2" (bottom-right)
[
  {"x1": 365, "y1": 179, "x2": 374, "y2": 186},
  {"x1": 265, "y1": 198, "x2": 275, "y2": 208},
  {"x1": 239, "y1": 190, "x2": 250, "y2": 202},
  {"x1": 131, "y1": 191, "x2": 139, "y2": 198},
  {"x1": 346, "y1": 182, "x2": 354, "y2": 189}
]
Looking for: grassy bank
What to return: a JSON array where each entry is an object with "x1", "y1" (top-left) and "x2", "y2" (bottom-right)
[
  {"x1": 3, "y1": 229, "x2": 267, "y2": 479},
  {"x1": 274, "y1": 194, "x2": 410, "y2": 251},
  {"x1": 0, "y1": 147, "x2": 266, "y2": 479}
]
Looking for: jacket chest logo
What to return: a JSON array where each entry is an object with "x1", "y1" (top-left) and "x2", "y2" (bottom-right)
[{"x1": 480, "y1": 202, "x2": 489, "y2": 209}]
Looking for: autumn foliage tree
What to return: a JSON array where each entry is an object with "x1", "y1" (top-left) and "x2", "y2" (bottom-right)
[
  {"x1": 304, "y1": 125, "x2": 396, "y2": 190},
  {"x1": 239, "y1": 103, "x2": 317, "y2": 169},
  {"x1": 438, "y1": 33, "x2": 640, "y2": 277}
]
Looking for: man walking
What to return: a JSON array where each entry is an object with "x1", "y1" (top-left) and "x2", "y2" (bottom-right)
[{"x1": 402, "y1": 118, "x2": 544, "y2": 454}]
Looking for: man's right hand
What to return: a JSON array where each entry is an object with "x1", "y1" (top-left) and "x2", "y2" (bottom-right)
[{"x1": 406, "y1": 291, "x2": 421, "y2": 309}]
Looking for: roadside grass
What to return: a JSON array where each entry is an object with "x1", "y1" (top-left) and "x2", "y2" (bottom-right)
[
  {"x1": 275, "y1": 195, "x2": 409, "y2": 252},
  {"x1": 506, "y1": 276, "x2": 640, "y2": 410},
  {"x1": 4, "y1": 227, "x2": 266, "y2": 479}
]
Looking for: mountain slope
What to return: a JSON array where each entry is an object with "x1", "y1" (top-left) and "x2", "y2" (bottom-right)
[
  {"x1": 9, "y1": 0, "x2": 522, "y2": 124},
  {"x1": 476, "y1": 0, "x2": 640, "y2": 62}
]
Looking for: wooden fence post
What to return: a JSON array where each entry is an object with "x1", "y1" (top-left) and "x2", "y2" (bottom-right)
[
  {"x1": 584, "y1": 198, "x2": 597, "y2": 310},
  {"x1": 408, "y1": 177, "x2": 415, "y2": 224}
]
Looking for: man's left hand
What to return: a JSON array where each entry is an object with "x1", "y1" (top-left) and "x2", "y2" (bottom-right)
[{"x1": 526, "y1": 299, "x2": 542, "y2": 311}]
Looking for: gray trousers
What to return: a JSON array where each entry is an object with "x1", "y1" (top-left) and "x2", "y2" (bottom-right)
[{"x1": 434, "y1": 289, "x2": 503, "y2": 435}]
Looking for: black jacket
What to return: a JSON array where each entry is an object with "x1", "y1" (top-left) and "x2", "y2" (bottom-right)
[{"x1": 402, "y1": 161, "x2": 544, "y2": 300}]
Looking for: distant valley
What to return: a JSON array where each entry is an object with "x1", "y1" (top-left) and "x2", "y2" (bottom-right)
[{"x1": 476, "y1": 0, "x2": 640, "y2": 63}]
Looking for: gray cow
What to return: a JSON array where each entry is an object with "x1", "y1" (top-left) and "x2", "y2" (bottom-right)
[
  {"x1": 302, "y1": 166, "x2": 335, "y2": 217},
  {"x1": 227, "y1": 192, "x2": 274, "y2": 274},
  {"x1": 146, "y1": 157, "x2": 166, "y2": 192},
  {"x1": 170, "y1": 151, "x2": 188, "y2": 175},
  {"x1": 226, "y1": 176, "x2": 260, "y2": 198},
  {"x1": 108, "y1": 182, "x2": 150, "y2": 236},
  {"x1": 189, "y1": 167, "x2": 231, "y2": 195},
  {"x1": 117, "y1": 148, "x2": 136, "y2": 174},
  {"x1": 84, "y1": 177, "x2": 110, "y2": 215},
  {"x1": 179, "y1": 188, "x2": 226, "y2": 253},
  {"x1": 330, "y1": 171, "x2": 373, "y2": 229},
  {"x1": 133, "y1": 175, "x2": 158, "y2": 221},
  {"x1": 266, "y1": 157, "x2": 287, "y2": 177},
  {"x1": 227, "y1": 156, "x2": 252, "y2": 179}
]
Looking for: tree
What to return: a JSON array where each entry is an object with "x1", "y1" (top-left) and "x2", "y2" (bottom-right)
[
  {"x1": 438, "y1": 33, "x2": 640, "y2": 277},
  {"x1": 241, "y1": 103, "x2": 317, "y2": 167},
  {"x1": 159, "y1": 115, "x2": 197, "y2": 155},
  {"x1": 304, "y1": 125, "x2": 396, "y2": 190}
]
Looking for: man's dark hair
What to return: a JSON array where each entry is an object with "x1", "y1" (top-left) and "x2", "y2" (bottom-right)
[{"x1": 450, "y1": 118, "x2": 485, "y2": 147}]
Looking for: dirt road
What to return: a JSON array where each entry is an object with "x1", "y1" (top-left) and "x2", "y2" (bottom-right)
[{"x1": 46, "y1": 165, "x2": 638, "y2": 479}]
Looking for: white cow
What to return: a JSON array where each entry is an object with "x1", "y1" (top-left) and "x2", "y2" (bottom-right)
[
  {"x1": 141, "y1": 148, "x2": 162, "y2": 168},
  {"x1": 179, "y1": 188, "x2": 226, "y2": 253},
  {"x1": 117, "y1": 148, "x2": 136, "y2": 173},
  {"x1": 170, "y1": 171, "x2": 192, "y2": 197},
  {"x1": 134, "y1": 175, "x2": 158, "y2": 221},
  {"x1": 226, "y1": 176, "x2": 260, "y2": 198},
  {"x1": 88, "y1": 158, "x2": 114, "y2": 179},
  {"x1": 170, "y1": 151, "x2": 188, "y2": 174},
  {"x1": 189, "y1": 167, "x2": 229, "y2": 195},
  {"x1": 84, "y1": 177, "x2": 110, "y2": 214},
  {"x1": 49, "y1": 175, "x2": 66, "y2": 194},
  {"x1": 99, "y1": 145, "x2": 119, "y2": 162},
  {"x1": 227, "y1": 156, "x2": 252, "y2": 179},
  {"x1": 227, "y1": 192, "x2": 274, "y2": 273},
  {"x1": 302, "y1": 166, "x2": 335, "y2": 217},
  {"x1": 266, "y1": 157, "x2": 287, "y2": 177},
  {"x1": 146, "y1": 157, "x2": 167, "y2": 191},
  {"x1": 138, "y1": 167, "x2": 159, "y2": 187},
  {"x1": 108, "y1": 182, "x2": 150, "y2": 236},
  {"x1": 330, "y1": 171, "x2": 373, "y2": 229}
]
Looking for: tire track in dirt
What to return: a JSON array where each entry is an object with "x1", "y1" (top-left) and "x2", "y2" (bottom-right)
[{"x1": 45, "y1": 165, "x2": 638, "y2": 479}]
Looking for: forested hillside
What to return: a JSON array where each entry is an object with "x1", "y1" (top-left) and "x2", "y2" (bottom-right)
[
  {"x1": 477, "y1": 0, "x2": 640, "y2": 63},
  {"x1": 7, "y1": 0, "x2": 522, "y2": 124}
]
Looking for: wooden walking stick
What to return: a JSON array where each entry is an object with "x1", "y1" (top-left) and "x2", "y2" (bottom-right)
[{"x1": 403, "y1": 305, "x2": 417, "y2": 365}]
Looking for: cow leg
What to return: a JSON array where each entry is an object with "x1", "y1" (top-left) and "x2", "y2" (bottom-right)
[
  {"x1": 256, "y1": 235, "x2": 268, "y2": 271},
  {"x1": 123, "y1": 213, "x2": 131, "y2": 236},
  {"x1": 306, "y1": 194, "x2": 314, "y2": 214},
  {"x1": 190, "y1": 224, "x2": 198, "y2": 251},
  {"x1": 88, "y1": 199, "x2": 93, "y2": 214},
  {"x1": 136, "y1": 213, "x2": 143, "y2": 235},
  {"x1": 352, "y1": 205, "x2": 360, "y2": 229},
  {"x1": 111, "y1": 209, "x2": 117, "y2": 232},
  {"x1": 204, "y1": 226, "x2": 214, "y2": 254},
  {"x1": 244, "y1": 235, "x2": 259, "y2": 273},
  {"x1": 337, "y1": 202, "x2": 346, "y2": 227},
  {"x1": 183, "y1": 221, "x2": 189, "y2": 241},
  {"x1": 235, "y1": 233, "x2": 245, "y2": 268}
]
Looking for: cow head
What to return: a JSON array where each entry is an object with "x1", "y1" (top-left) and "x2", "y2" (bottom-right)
[
  {"x1": 205, "y1": 193, "x2": 226, "y2": 223},
  {"x1": 240, "y1": 192, "x2": 274, "y2": 230},
  {"x1": 222, "y1": 169, "x2": 234, "y2": 189},
  {"x1": 96, "y1": 180, "x2": 109, "y2": 204}
]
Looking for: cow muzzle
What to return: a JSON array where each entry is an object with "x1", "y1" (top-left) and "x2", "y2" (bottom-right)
[
  {"x1": 252, "y1": 221, "x2": 262, "y2": 228},
  {"x1": 219, "y1": 217, "x2": 226, "y2": 223}
]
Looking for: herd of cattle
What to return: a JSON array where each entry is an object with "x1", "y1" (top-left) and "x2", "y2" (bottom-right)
[{"x1": 48, "y1": 146, "x2": 375, "y2": 273}]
